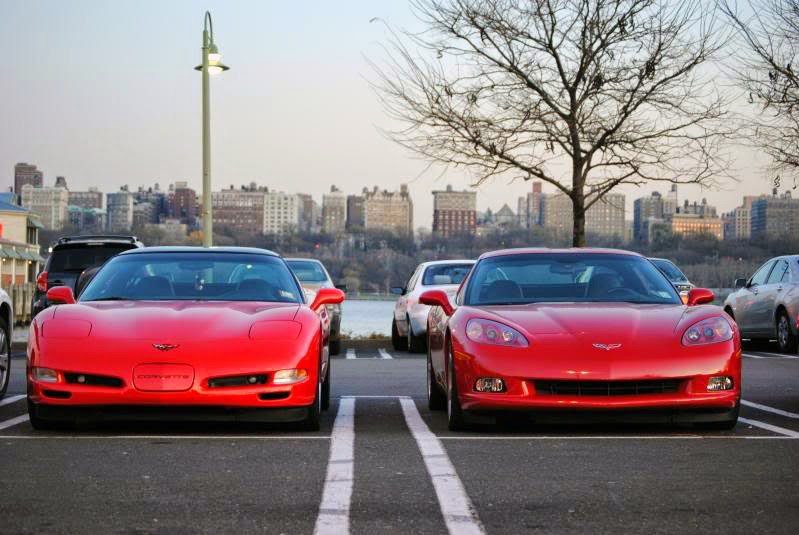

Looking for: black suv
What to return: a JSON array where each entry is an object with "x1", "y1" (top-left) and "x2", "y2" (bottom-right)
[{"x1": 32, "y1": 235, "x2": 144, "y2": 317}]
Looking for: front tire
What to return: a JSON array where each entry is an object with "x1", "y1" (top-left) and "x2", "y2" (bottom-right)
[
  {"x1": 299, "y1": 380, "x2": 321, "y2": 431},
  {"x1": 27, "y1": 399, "x2": 74, "y2": 431},
  {"x1": 776, "y1": 311, "x2": 798, "y2": 354},
  {"x1": 392, "y1": 319, "x2": 408, "y2": 351},
  {"x1": 446, "y1": 342, "x2": 467, "y2": 431},
  {"x1": 321, "y1": 360, "x2": 331, "y2": 411},
  {"x1": 329, "y1": 339, "x2": 341, "y2": 356},
  {"x1": 407, "y1": 317, "x2": 427, "y2": 353},
  {"x1": 427, "y1": 346, "x2": 446, "y2": 411},
  {"x1": 0, "y1": 317, "x2": 10, "y2": 399}
]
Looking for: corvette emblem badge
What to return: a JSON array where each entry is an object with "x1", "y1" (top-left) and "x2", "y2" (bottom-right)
[
  {"x1": 152, "y1": 343, "x2": 180, "y2": 351},
  {"x1": 593, "y1": 343, "x2": 622, "y2": 351}
]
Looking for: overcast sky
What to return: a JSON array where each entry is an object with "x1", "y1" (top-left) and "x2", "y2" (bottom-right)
[{"x1": 0, "y1": 0, "x2": 780, "y2": 228}]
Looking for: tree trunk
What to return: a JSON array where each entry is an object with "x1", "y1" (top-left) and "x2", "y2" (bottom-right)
[{"x1": 572, "y1": 191, "x2": 586, "y2": 248}]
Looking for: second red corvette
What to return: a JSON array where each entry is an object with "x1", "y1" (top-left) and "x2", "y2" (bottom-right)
[
  {"x1": 422, "y1": 248, "x2": 741, "y2": 430},
  {"x1": 27, "y1": 247, "x2": 344, "y2": 430}
]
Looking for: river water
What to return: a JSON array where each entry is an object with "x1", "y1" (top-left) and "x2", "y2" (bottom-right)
[{"x1": 340, "y1": 299, "x2": 396, "y2": 338}]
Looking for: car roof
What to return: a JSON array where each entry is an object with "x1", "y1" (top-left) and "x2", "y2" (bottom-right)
[
  {"x1": 285, "y1": 257, "x2": 324, "y2": 264},
  {"x1": 120, "y1": 246, "x2": 279, "y2": 256},
  {"x1": 53, "y1": 235, "x2": 142, "y2": 247},
  {"x1": 478, "y1": 247, "x2": 642, "y2": 260},
  {"x1": 418, "y1": 259, "x2": 475, "y2": 268}
]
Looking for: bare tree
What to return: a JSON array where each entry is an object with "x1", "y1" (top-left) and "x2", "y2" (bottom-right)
[
  {"x1": 720, "y1": 1, "x2": 799, "y2": 181},
  {"x1": 372, "y1": 0, "x2": 731, "y2": 246}
]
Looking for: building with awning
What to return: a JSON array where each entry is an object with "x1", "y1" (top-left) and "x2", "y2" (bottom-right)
[{"x1": 0, "y1": 196, "x2": 44, "y2": 286}]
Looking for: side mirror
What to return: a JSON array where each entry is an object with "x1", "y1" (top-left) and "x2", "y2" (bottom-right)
[
  {"x1": 310, "y1": 288, "x2": 345, "y2": 310},
  {"x1": 734, "y1": 278, "x2": 748, "y2": 289},
  {"x1": 335, "y1": 283, "x2": 348, "y2": 292},
  {"x1": 46, "y1": 286, "x2": 76, "y2": 305},
  {"x1": 390, "y1": 287, "x2": 405, "y2": 296},
  {"x1": 687, "y1": 288, "x2": 715, "y2": 306},
  {"x1": 419, "y1": 289, "x2": 454, "y2": 316}
]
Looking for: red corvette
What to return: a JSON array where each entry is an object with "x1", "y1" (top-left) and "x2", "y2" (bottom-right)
[
  {"x1": 421, "y1": 248, "x2": 741, "y2": 431},
  {"x1": 27, "y1": 247, "x2": 344, "y2": 430}
]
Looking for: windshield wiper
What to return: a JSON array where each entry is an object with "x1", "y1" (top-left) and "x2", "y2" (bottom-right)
[{"x1": 83, "y1": 296, "x2": 130, "y2": 302}]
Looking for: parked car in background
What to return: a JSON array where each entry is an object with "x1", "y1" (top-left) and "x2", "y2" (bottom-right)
[
  {"x1": 723, "y1": 255, "x2": 799, "y2": 353},
  {"x1": 649, "y1": 257, "x2": 694, "y2": 294},
  {"x1": 32, "y1": 235, "x2": 143, "y2": 318},
  {"x1": 0, "y1": 287, "x2": 13, "y2": 398},
  {"x1": 391, "y1": 260, "x2": 474, "y2": 353},
  {"x1": 286, "y1": 258, "x2": 345, "y2": 355}
]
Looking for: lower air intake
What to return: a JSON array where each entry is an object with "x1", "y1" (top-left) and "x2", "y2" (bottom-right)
[{"x1": 533, "y1": 379, "x2": 683, "y2": 396}]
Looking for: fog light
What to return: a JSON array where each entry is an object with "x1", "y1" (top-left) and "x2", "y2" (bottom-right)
[
  {"x1": 33, "y1": 367, "x2": 59, "y2": 383},
  {"x1": 273, "y1": 369, "x2": 308, "y2": 385},
  {"x1": 474, "y1": 377, "x2": 506, "y2": 393},
  {"x1": 707, "y1": 376, "x2": 734, "y2": 391},
  {"x1": 76, "y1": 375, "x2": 86, "y2": 384}
]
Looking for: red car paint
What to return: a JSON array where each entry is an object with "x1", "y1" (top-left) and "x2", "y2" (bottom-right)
[{"x1": 424, "y1": 248, "x2": 741, "y2": 426}]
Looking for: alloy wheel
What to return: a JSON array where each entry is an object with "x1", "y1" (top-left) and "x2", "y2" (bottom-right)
[
  {"x1": 778, "y1": 316, "x2": 790, "y2": 349},
  {"x1": 0, "y1": 329, "x2": 9, "y2": 394}
]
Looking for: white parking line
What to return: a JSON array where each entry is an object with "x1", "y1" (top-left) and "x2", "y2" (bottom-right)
[
  {"x1": 314, "y1": 397, "x2": 355, "y2": 535},
  {"x1": 399, "y1": 398, "x2": 484, "y2": 535},
  {"x1": 346, "y1": 348, "x2": 356, "y2": 359},
  {"x1": 0, "y1": 414, "x2": 29, "y2": 430},
  {"x1": 0, "y1": 394, "x2": 25, "y2": 407},
  {"x1": 739, "y1": 417, "x2": 799, "y2": 438},
  {"x1": 742, "y1": 399, "x2": 799, "y2": 419},
  {"x1": 378, "y1": 348, "x2": 393, "y2": 360}
]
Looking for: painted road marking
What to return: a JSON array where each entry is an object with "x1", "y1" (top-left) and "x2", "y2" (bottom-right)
[
  {"x1": 399, "y1": 397, "x2": 484, "y2": 535},
  {"x1": 739, "y1": 417, "x2": 799, "y2": 438},
  {"x1": 0, "y1": 414, "x2": 29, "y2": 430},
  {"x1": 0, "y1": 394, "x2": 25, "y2": 407},
  {"x1": 346, "y1": 348, "x2": 356, "y2": 359},
  {"x1": 314, "y1": 397, "x2": 355, "y2": 535},
  {"x1": 378, "y1": 348, "x2": 393, "y2": 360},
  {"x1": 742, "y1": 399, "x2": 799, "y2": 419},
  {"x1": 437, "y1": 435, "x2": 796, "y2": 440}
]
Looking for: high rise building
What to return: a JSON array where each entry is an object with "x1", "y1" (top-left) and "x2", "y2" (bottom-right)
[
  {"x1": 297, "y1": 193, "x2": 320, "y2": 233},
  {"x1": 68, "y1": 205, "x2": 106, "y2": 233},
  {"x1": 517, "y1": 181, "x2": 543, "y2": 229},
  {"x1": 723, "y1": 195, "x2": 761, "y2": 240},
  {"x1": 542, "y1": 192, "x2": 626, "y2": 238},
  {"x1": 633, "y1": 188, "x2": 679, "y2": 242},
  {"x1": 346, "y1": 194, "x2": 365, "y2": 231},
  {"x1": 169, "y1": 181, "x2": 197, "y2": 226},
  {"x1": 69, "y1": 188, "x2": 104, "y2": 210},
  {"x1": 322, "y1": 186, "x2": 347, "y2": 234},
  {"x1": 751, "y1": 190, "x2": 799, "y2": 239},
  {"x1": 14, "y1": 163, "x2": 43, "y2": 194},
  {"x1": 133, "y1": 202, "x2": 158, "y2": 228},
  {"x1": 134, "y1": 184, "x2": 169, "y2": 222},
  {"x1": 106, "y1": 188, "x2": 135, "y2": 232},
  {"x1": 432, "y1": 184, "x2": 477, "y2": 237},
  {"x1": 670, "y1": 213, "x2": 724, "y2": 239},
  {"x1": 263, "y1": 191, "x2": 301, "y2": 235},
  {"x1": 20, "y1": 184, "x2": 69, "y2": 230},
  {"x1": 212, "y1": 185, "x2": 265, "y2": 234},
  {"x1": 363, "y1": 184, "x2": 413, "y2": 235}
]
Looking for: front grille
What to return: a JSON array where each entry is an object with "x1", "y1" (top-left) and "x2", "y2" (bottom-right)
[
  {"x1": 533, "y1": 379, "x2": 682, "y2": 396},
  {"x1": 64, "y1": 373, "x2": 124, "y2": 388},
  {"x1": 208, "y1": 374, "x2": 268, "y2": 388}
]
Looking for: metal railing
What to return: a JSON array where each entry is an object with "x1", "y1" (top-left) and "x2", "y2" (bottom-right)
[{"x1": 1, "y1": 283, "x2": 35, "y2": 324}]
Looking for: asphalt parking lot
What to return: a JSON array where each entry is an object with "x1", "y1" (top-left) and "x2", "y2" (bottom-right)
[{"x1": 1, "y1": 343, "x2": 798, "y2": 534}]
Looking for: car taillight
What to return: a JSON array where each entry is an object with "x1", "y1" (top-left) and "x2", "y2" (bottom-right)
[
  {"x1": 465, "y1": 318, "x2": 529, "y2": 347},
  {"x1": 682, "y1": 317, "x2": 733, "y2": 346},
  {"x1": 36, "y1": 271, "x2": 48, "y2": 292}
]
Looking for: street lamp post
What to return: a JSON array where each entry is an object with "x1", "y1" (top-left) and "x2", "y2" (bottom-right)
[{"x1": 195, "y1": 11, "x2": 229, "y2": 247}]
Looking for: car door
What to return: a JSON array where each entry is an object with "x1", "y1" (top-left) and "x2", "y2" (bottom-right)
[
  {"x1": 736, "y1": 260, "x2": 775, "y2": 335},
  {"x1": 755, "y1": 259, "x2": 789, "y2": 334},
  {"x1": 395, "y1": 266, "x2": 421, "y2": 335}
]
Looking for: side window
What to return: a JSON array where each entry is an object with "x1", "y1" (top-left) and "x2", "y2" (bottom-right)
[
  {"x1": 767, "y1": 260, "x2": 789, "y2": 285},
  {"x1": 750, "y1": 261, "x2": 775, "y2": 287},
  {"x1": 406, "y1": 267, "x2": 421, "y2": 293}
]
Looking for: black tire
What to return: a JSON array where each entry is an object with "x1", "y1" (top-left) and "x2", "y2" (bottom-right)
[
  {"x1": 695, "y1": 402, "x2": 740, "y2": 431},
  {"x1": 446, "y1": 342, "x2": 467, "y2": 431},
  {"x1": 27, "y1": 399, "x2": 74, "y2": 431},
  {"x1": 392, "y1": 319, "x2": 407, "y2": 351},
  {"x1": 299, "y1": 380, "x2": 321, "y2": 431},
  {"x1": 776, "y1": 310, "x2": 798, "y2": 354},
  {"x1": 427, "y1": 347, "x2": 446, "y2": 411},
  {"x1": 329, "y1": 339, "x2": 341, "y2": 356},
  {"x1": 0, "y1": 317, "x2": 10, "y2": 399},
  {"x1": 321, "y1": 360, "x2": 331, "y2": 411},
  {"x1": 407, "y1": 317, "x2": 427, "y2": 354}
]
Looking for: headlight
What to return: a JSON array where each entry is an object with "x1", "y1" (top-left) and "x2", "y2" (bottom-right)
[
  {"x1": 682, "y1": 317, "x2": 733, "y2": 346},
  {"x1": 465, "y1": 318, "x2": 529, "y2": 347},
  {"x1": 33, "y1": 367, "x2": 59, "y2": 383},
  {"x1": 273, "y1": 369, "x2": 308, "y2": 384}
]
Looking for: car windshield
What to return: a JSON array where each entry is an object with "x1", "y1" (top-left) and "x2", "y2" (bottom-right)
[
  {"x1": 422, "y1": 263, "x2": 473, "y2": 286},
  {"x1": 287, "y1": 260, "x2": 330, "y2": 283},
  {"x1": 465, "y1": 253, "x2": 681, "y2": 306},
  {"x1": 80, "y1": 252, "x2": 303, "y2": 303},
  {"x1": 49, "y1": 244, "x2": 133, "y2": 273},
  {"x1": 650, "y1": 258, "x2": 688, "y2": 283}
]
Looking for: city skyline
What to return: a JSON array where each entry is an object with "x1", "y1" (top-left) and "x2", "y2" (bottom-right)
[{"x1": 0, "y1": 0, "x2": 779, "y2": 229}]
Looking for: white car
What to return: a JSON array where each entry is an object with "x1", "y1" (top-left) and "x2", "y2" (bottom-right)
[
  {"x1": 0, "y1": 287, "x2": 13, "y2": 398},
  {"x1": 391, "y1": 260, "x2": 474, "y2": 352}
]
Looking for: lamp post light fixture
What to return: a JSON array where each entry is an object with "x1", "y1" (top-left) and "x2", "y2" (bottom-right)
[{"x1": 194, "y1": 11, "x2": 229, "y2": 247}]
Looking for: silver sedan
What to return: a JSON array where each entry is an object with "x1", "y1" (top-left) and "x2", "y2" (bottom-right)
[{"x1": 724, "y1": 255, "x2": 799, "y2": 353}]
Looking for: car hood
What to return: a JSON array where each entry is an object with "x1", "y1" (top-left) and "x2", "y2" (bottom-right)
[
  {"x1": 474, "y1": 302, "x2": 705, "y2": 342},
  {"x1": 52, "y1": 300, "x2": 301, "y2": 341}
]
